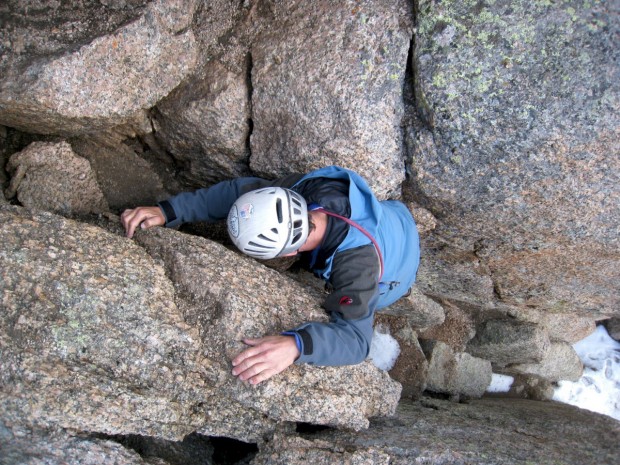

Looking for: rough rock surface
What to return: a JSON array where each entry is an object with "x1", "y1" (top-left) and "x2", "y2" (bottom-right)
[
  {"x1": 0, "y1": 424, "x2": 155, "y2": 465},
  {"x1": 501, "y1": 374, "x2": 556, "y2": 402},
  {"x1": 0, "y1": 206, "x2": 401, "y2": 446},
  {"x1": 145, "y1": 0, "x2": 255, "y2": 187},
  {"x1": 0, "y1": 0, "x2": 198, "y2": 136},
  {"x1": 252, "y1": 398, "x2": 620, "y2": 465},
  {"x1": 422, "y1": 341, "x2": 492, "y2": 399},
  {"x1": 0, "y1": 206, "x2": 208, "y2": 440},
  {"x1": 250, "y1": 0, "x2": 414, "y2": 199},
  {"x1": 516, "y1": 308, "x2": 597, "y2": 344},
  {"x1": 415, "y1": 238, "x2": 497, "y2": 311},
  {"x1": 4, "y1": 141, "x2": 109, "y2": 215},
  {"x1": 374, "y1": 314, "x2": 429, "y2": 400},
  {"x1": 70, "y1": 138, "x2": 170, "y2": 211},
  {"x1": 418, "y1": 299, "x2": 476, "y2": 352},
  {"x1": 0, "y1": 0, "x2": 618, "y2": 462},
  {"x1": 381, "y1": 286, "x2": 445, "y2": 330},
  {"x1": 505, "y1": 342, "x2": 584, "y2": 382},
  {"x1": 408, "y1": 202, "x2": 438, "y2": 237},
  {"x1": 408, "y1": 0, "x2": 620, "y2": 317},
  {"x1": 152, "y1": 59, "x2": 252, "y2": 186},
  {"x1": 605, "y1": 317, "x2": 620, "y2": 341},
  {"x1": 466, "y1": 319, "x2": 551, "y2": 367}
]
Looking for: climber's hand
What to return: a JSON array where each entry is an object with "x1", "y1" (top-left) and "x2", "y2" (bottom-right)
[
  {"x1": 120, "y1": 206, "x2": 166, "y2": 238},
  {"x1": 232, "y1": 335, "x2": 300, "y2": 385}
]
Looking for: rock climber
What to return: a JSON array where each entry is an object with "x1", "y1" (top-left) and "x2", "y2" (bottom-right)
[{"x1": 121, "y1": 166, "x2": 420, "y2": 385}]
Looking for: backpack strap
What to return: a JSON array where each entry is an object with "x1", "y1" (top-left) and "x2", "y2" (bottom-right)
[{"x1": 309, "y1": 204, "x2": 384, "y2": 282}]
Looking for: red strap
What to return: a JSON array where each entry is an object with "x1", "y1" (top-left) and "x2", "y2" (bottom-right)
[{"x1": 313, "y1": 207, "x2": 384, "y2": 282}]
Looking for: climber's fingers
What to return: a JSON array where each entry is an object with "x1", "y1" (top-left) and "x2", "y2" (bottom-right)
[
  {"x1": 120, "y1": 206, "x2": 165, "y2": 238},
  {"x1": 231, "y1": 336, "x2": 300, "y2": 385}
]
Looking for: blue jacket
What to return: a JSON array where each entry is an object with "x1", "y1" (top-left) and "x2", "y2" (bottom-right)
[
  {"x1": 158, "y1": 166, "x2": 420, "y2": 367},
  {"x1": 289, "y1": 167, "x2": 419, "y2": 365}
]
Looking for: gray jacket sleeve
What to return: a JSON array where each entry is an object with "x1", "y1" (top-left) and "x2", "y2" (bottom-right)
[
  {"x1": 292, "y1": 244, "x2": 381, "y2": 366},
  {"x1": 157, "y1": 177, "x2": 272, "y2": 228},
  {"x1": 157, "y1": 174, "x2": 305, "y2": 228}
]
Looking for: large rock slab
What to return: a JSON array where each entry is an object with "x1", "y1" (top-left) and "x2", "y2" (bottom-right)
[
  {"x1": 0, "y1": 0, "x2": 198, "y2": 136},
  {"x1": 144, "y1": 0, "x2": 254, "y2": 187},
  {"x1": 0, "y1": 206, "x2": 401, "y2": 445},
  {"x1": 408, "y1": 0, "x2": 620, "y2": 317},
  {"x1": 252, "y1": 398, "x2": 620, "y2": 465},
  {"x1": 135, "y1": 226, "x2": 402, "y2": 438},
  {"x1": 0, "y1": 206, "x2": 208, "y2": 440},
  {"x1": 250, "y1": 0, "x2": 414, "y2": 199}
]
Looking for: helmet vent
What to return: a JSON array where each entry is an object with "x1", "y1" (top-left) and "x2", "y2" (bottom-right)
[
  {"x1": 276, "y1": 199, "x2": 283, "y2": 223},
  {"x1": 257, "y1": 234, "x2": 277, "y2": 243},
  {"x1": 247, "y1": 241, "x2": 275, "y2": 249}
]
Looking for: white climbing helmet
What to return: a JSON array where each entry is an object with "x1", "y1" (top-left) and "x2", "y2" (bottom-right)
[{"x1": 227, "y1": 187, "x2": 309, "y2": 259}]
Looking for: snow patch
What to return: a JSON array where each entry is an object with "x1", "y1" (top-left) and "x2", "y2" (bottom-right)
[
  {"x1": 553, "y1": 325, "x2": 620, "y2": 422},
  {"x1": 487, "y1": 373, "x2": 514, "y2": 393},
  {"x1": 369, "y1": 325, "x2": 401, "y2": 371}
]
